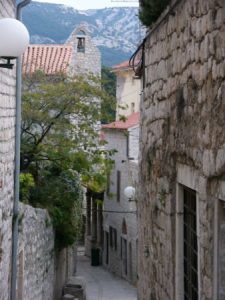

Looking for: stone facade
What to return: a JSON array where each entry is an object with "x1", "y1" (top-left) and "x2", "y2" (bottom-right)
[
  {"x1": 100, "y1": 60, "x2": 140, "y2": 285},
  {"x1": 67, "y1": 25, "x2": 101, "y2": 77},
  {"x1": 138, "y1": 0, "x2": 225, "y2": 299},
  {"x1": 0, "y1": 1, "x2": 17, "y2": 299},
  {"x1": 102, "y1": 125, "x2": 139, "y2": 285}
]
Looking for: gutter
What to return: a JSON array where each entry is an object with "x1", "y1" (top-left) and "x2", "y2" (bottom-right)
[{"x1": 11, "y1": 1, "x2": 31, "y2": 300}]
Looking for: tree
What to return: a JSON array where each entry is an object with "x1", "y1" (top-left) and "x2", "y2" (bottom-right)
[
  {"x1": 139, "y1": 0, "x2": 171, "y2": 27},
  {"x1": 21, "y1": 71, "x2": 114, "y2": 249},
  {"x1": 22, "y1": 72, "x2": 108, "y2": 174},
  {"x1": 101, "y1": 66, "x2": 116, "y2": 124}
]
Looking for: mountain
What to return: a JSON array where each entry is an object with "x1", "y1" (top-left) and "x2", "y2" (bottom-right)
[{"x1": 22, "y1": 2, "x2": 144, "y2": 67}]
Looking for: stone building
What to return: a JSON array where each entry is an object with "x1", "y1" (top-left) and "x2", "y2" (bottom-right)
[
  {"x1": 137, "y1": 0, "x2": 225, "y2": 299},
  {"x1": 0, "y1": 1, "x2": 21, "y2": 299},
  {"x1": 98, "y1": 60, "x2": 141, "y2": 284},
  {"x1": 66, "y1": 25, "x2": 101, "y2": 77},
  {"x1": 113, "y1": 60, "x2": 141, "y2": 120},
  {"x1": 102, "y1": 112, "x2": 139, "y2": 284},
  {"x1": 23, "y1": 25, "x2": 101, "y2": 77}
]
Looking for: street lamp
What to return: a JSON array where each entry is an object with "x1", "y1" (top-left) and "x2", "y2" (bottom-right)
[
  {"x1": 0, "y1": 18, "x2": 29, "y2": 69},
  {"x1": 124, "y1": 186, "x2": 136, "y2": 201},
  {"x1": 124, "y1": 186, "x2": 136, "y2": 211},
  {"x1": 6, "y1": 5, "x2": 31, "y2": 300}
]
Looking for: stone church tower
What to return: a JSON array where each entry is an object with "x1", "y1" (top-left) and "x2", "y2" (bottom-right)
[{"x1": 66, "y1": 25, "x2": 101, "y2": 77}]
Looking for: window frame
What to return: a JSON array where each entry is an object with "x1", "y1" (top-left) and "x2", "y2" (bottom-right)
[
  {"x1": 176, "y1": 164, "x2": 200, "y2": 300},
  {"x1": 117, "y1": 170, "x2": 121, "y2": 202}
]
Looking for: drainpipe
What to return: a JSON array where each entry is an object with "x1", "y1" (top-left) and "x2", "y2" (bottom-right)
[{"x1": 11, "y1": 1, "x2": 31, "y2": 300}]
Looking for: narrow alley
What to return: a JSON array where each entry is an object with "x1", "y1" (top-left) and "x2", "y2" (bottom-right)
[{"x1": 76, "y1": 248, "x2": 137, "y2": 300}]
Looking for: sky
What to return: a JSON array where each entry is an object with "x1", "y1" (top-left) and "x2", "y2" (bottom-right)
[{"x1": 33, "y1": 0, "x2": 139, "y2": 10}]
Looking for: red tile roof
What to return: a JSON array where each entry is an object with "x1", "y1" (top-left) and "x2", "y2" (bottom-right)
[
  {"x1": 23, "y1": 45, "x2": 73, "y2": 75},
  {"x1": 102, "y1": 112, "x2": 140, "y2": 130},
  {"x1": 112, "y1": 60, "x2": 131, "y2": 71}
]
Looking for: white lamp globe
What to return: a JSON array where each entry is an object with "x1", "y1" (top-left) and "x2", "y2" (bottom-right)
[
  {"x1": 124, "y1": 186, "x2": 135, "y2": 200},
  {"x1": 0, "y1": 18, "x2": 29, "y2": 58}
]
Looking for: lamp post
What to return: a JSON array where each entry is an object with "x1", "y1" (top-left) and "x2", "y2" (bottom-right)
[{"x1": 0, "y1": 6, "x2": 31, "y2": 300}]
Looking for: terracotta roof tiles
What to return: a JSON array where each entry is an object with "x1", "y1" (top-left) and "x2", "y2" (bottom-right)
[
  {"x1": 102, "y1": 112, "x2": 140, "y2": 130},
  {"x1": 23, "y1": 45, "x2": 73, "y2": 75},
  {"x1": 112, "y1": 60, "x2": 131, "y2": 71}
]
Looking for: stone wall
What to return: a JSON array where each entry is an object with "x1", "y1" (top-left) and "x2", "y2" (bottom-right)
[
  {"x1": 17, "y1": 203, "x2": 77, "y2": 300},
  {"x1": 138, "y1": 0, "x2": 225, "y2": 299},
  {"x1": 0, "y1": 1, "x2": 17, "y2": 299},
  {"x1": 17, "y1": 204, "x2": 55, "y2": 300}
]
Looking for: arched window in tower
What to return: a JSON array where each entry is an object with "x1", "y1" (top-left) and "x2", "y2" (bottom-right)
[{"x1": 77, "y1": 30, "x2": 86, "y2": 53}]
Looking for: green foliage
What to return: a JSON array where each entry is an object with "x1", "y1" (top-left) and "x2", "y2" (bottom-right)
[
  {"x1": 19, "y1": 173, "x2": 35, "y2": 203},
  {"x1": 21, "y1": 71, "x2": 115, "y2": 249},
  {"x1": 21, "y1": 71, "x2": 112, "y2": 176},
  {"x1": 139, "y1": 0, "x2": 171, "y2": 27},
  {"x1": 101, "y1": 66, "x2": 116, "y2": 123},
  {"x1": 30, "y1": 170, "x2": 83, "y2": 250},
  {"x1": 82, "y1": 151, "x2": 115, "y2": 193}
]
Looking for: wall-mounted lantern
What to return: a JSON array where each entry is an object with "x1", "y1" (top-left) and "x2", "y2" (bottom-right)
[
  {"x1": 0, "y1": 18, "x2": 29, "y2": 69},
  {"x1": 124, "y1": 186, "x2": 136, "y2": 201},
  {"x1": 124, "y1": 186, "x2": 136, "y2": 211}
]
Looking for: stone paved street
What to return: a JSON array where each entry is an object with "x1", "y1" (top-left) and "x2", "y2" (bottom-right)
[{"x1": 76, "y1": 249, "x2": 137, "y2": 300}]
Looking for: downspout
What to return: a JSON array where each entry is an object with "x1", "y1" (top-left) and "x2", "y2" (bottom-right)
[{"x1": 11, "y1": 1, "x2": 31, "y2": 300}]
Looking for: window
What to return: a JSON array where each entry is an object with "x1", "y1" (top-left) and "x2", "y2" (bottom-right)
[
  {"x1": 176, "y1": 165, "x2": 200, "y2": 300},
  {"x1": 109, "y1": 226, "x2": 117, "y2": 251},
  {"x1": 105, "y1": 231, "x2": 109, "y2": 265},
  {"x1": 121, "y1": 237, "x2": 128, "y2": 276},
  {"x1": 114, "y1": 228, "x2": 117, "y2": 251},
  {"x1": 106, "y1": 173, "x2": 110, "y2": 196},
  {"x1": 77, "y1": 37, "x2": 85, "y2": 53},
  {"x1": 218, "y1": 199, "x2": 225, "y2": 298},
  {"x1": 76, "y1": 30, "x2": 86, "y2": 53},
  {"x1": 109, "y1": 226, "x2": 113, "y2": 248},
  {"x1": 126, "y1": 134, "x2": 129, "y2": 158},
  {"x1": 117, "y1": 170, "x2": 121, "y2": 202},
  {"x1": 183, "y1": 187, "x2": 198, "y2": 300},
  {"x1": 131, "y1": 102, "x2": 135, "y2": 114}
]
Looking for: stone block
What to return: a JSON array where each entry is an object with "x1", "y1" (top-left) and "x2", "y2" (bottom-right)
[
  {"x1": 63, "y1": 286, "x2": 84, "y2": 300},
  {"x1": 62, "y1": 295, "x2": 74, "y2": 300},
  {"x1": 63, "y1": 276, "x2": 86, "y2": 300}
]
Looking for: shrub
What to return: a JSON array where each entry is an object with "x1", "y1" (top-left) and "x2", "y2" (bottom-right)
[
  {"x1": 19, "y1": 173, "x2": 35, "y2": 203},
  {"x1": 30, "y1": 169, "x2": 83, "y2": 250},
  {"x1": 139, "y1": 0, "x2": 171, "y2": 27}
]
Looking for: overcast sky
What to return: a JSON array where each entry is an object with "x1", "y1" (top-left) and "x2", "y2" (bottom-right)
[{"x1": 33, "y1": 0, "x2": 139, "y2": 10}]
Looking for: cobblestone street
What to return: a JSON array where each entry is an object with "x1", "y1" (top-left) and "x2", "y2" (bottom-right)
[{"x1": 76, "y1": 249, "x2": 137, "y2": 300}]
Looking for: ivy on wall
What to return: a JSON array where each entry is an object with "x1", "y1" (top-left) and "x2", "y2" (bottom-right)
[{"x1": 139, "y1": 0, "x2": 171, "y2": 27}]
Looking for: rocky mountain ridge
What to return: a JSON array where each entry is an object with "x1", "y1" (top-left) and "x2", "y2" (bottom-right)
[{"x1": 23, "y1": 2, "x2": 145, "y2": 66}]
